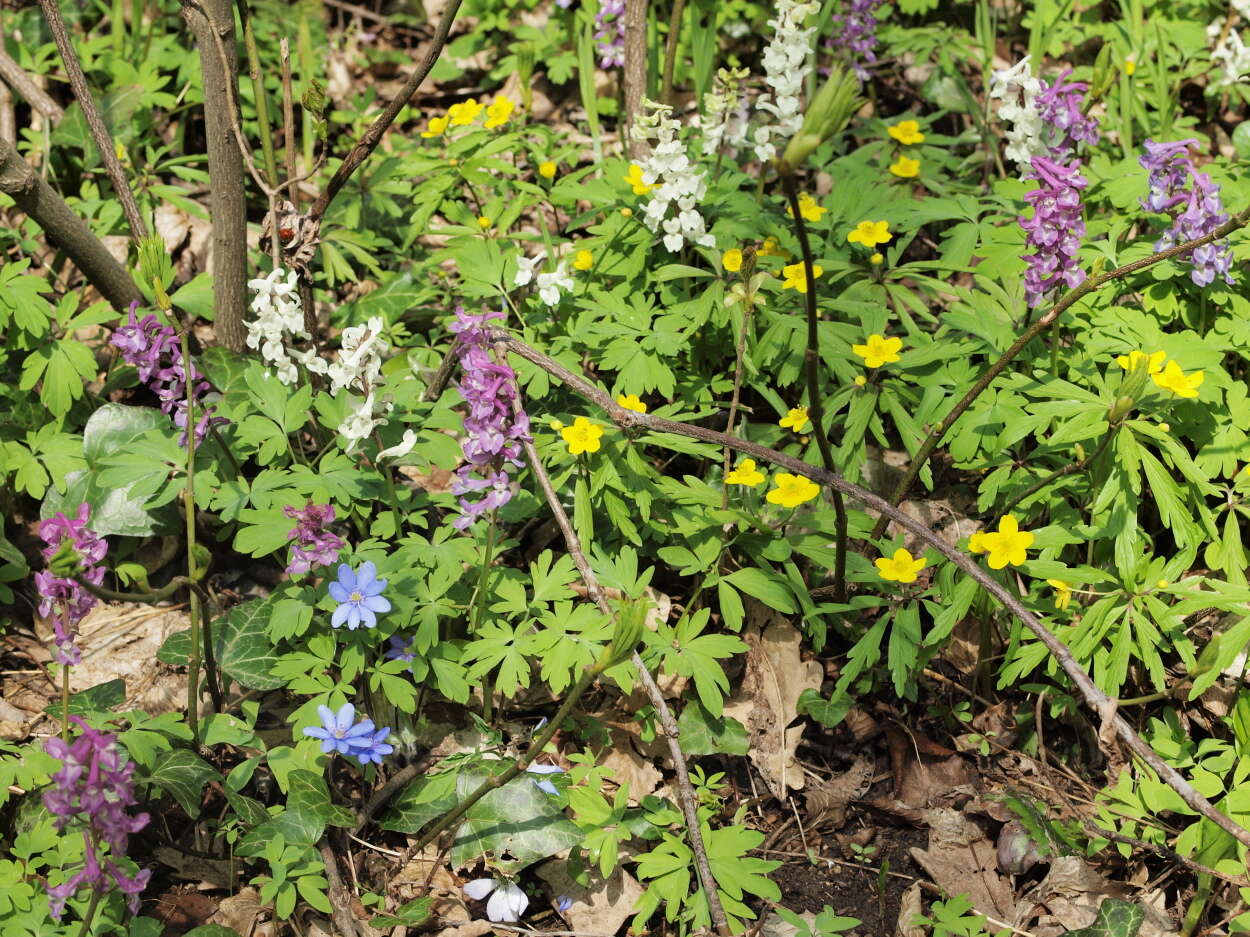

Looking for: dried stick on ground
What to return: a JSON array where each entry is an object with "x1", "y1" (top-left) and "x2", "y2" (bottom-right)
[
  {"x1": 0, "y1": 139, "x2": 142, "y2": 309},
  {"x1": 38, "y1": 0, "x2": 147, "y2": 239},
  {"x1": 0, "y1": 46, "x2": 64, "y2": 122},
  {"x1": 514, "y1": 416, "x2": 734, "y2": 937},
  {"x1": 318, "y1": 837, "x2": 364, "y2": 937},
  {"x1": 494, "y1": 330, "x2": 1250, "y2": 854},
  {"x1": 307, "y1": 0, "x2": 464, "y2": 232},
  {"x1": 180, "y1": 0, "x2": 248, "y2": 351}
]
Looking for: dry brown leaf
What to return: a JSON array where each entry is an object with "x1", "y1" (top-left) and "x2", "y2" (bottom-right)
[
  {"x1": 722, "y1": 606, "x2": 823, "y2": 798},
  {"x1": 599, "y1": 725, "x2": 662, "y2": 803},
  {"x1": 153, "y1": 846, "x2": 237, "y2": 889},
  {"x1": 910, "y1": 808, "x2": 1015, "y2": 924},
  {"x1": 206, "y1": 886, "x2": 275, "y2": 937},
  {"x1": 536, "y1": 858, "x2": 642, "y2": 937},
  {"x1": 895, "y1": 882, "x2": 925, "y2": 937},
  {"x1": 805, "y1": 757, "x2": 874, "y2": 826}
]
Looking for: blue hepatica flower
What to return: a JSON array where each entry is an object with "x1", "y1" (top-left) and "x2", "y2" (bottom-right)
[
  {"x1": 526, "y1": 762, "x2": 564, "y2": 796},
  {"x1": 329, "y1": 561, "x2": 391, "y2": 629},
  {"x1": 303, "y1": 703, "x2": 394, "y2": 766},
  {"x1": 385, "y1": 634, "x2": 416, "y2": 663}
]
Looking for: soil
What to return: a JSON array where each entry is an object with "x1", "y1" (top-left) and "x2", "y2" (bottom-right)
[{"x1": 774, "y1": 824, "x2": 929, "y2": 934}]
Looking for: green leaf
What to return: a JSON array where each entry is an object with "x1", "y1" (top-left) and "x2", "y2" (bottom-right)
[
  {"x1": 1064, "y1": 899, "x2": 1145, "y2": 937},
  {"x1": 185, "y1": 926, "x2": 249, "y2": 937},
  {"x1": 157, "y1": 630, "x2": 191, "y2": 666},
  {"x1": 370, "y1": 897, "x2": 435, "y2": 930},
  {"x1": 723, "y1": 568, "x2": 796, "y2": 614},
  {"x1": 145, "y1": 749, "x2": 220, "y2": 817},
  {"x1": 381, "y1": 770, "x2": 459, "y2": 833},
  {"x1": 43, "y1": 679, "x2": 126, "y2": 717},
  {"x1": 678, "y1": 700, "x2": 749, "y2": 755},
  {"x1": 212, "y1": 598, "x2": 286, "y2": 690},
  {"x1": 446, "y1": 763, "x2": 582, "y2": 868}
]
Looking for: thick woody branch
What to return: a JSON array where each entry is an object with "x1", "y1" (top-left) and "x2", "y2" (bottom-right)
[
  {"x1": 38, "y1": 0, "x2": 147, "y2": 239},
  {"x1": 495, "y1": 330, "x2": 1250, "y2": 855},
  {"x1": 180, "y1": 0, "x2": 248, "y2": 351},
  {"x1": 0, "y1": 139, "x2": 142, "y2": 309}
]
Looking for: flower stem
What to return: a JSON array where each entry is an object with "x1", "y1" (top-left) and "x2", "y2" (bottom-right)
[
  {"x1": 75, "y1": 887, "x2": 102, "y2": 937},
  {"x1": 469, "y1": 511, "x2": 499, "y2": 721},
  {"x1": 180, "y1": 330, "x2": 202, "y2": 741},
  {"x1": 372, "y1": 431, "x2": 405, "y2": 536},
  {"x1": 781, "y1": 173, "x2": 847, "y2": 602},
  {"x1": 61, "y1": 665, "x2": 70, "y2": 742}
]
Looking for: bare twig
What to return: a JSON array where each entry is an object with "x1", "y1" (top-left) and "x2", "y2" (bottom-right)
[
  {"x1": 0, "y1": 139, "x2": 143, "y2": 308},
  {"x1": 494, "y1": 330, "x2": 1250, "y2": 855},
  {"x1": 0, "y1": 46, "x2": 64, "y2": 122},
  {"x1": 38, "y1": 0, "x2": 147, "y2": 238},
  {"x1": 307, "y1": 0, "x2": 464, "y2": 230},
  {"x1": 353, "y1": 755, "x2": 435, "y2": 835},
  {"x1": 514, "y1": 409, "x2": 734, "y2": 937},
  {"x1": 319, "y1": 837, "x2": 365, "y2": 937},
  {"x1": 871, "y1": 201, "x2": 1250, "y2": 536}
]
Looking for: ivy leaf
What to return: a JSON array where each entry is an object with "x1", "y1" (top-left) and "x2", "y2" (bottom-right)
[
  {"x1": 678, "y1": 700, "x2": 749, "y2": 756},
  {"x1": 1064, "y1": 899, "x2": 1145, "y2": 937},
  {"x1": 144, "y1": 749, "x2": 220, "y2": 818},
  {"x1": 212, "y1": 598, "x2": 286, "y2": 690},
  {"x1": 449, "y1": 763, "x2": 582, "y2": 869}
]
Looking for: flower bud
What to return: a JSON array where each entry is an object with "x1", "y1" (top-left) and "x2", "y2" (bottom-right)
[
  {"x1": 599, "y1": 597, "x2": 648, "y2": 668},
  {"x1": 1089, "y1": 43, "x2": 1117, "y2": 101},
  {"x1": 779, "y1": 64, "x2": 862, "y2": 174},
  {"x1": 1107, "y1": 394, "x2": 1136, "y2": 423}
]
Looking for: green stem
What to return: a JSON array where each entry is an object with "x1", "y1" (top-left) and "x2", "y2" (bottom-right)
[
  {"x1": 999, "y1": 423, "x2": 1120, "y2": 518},
  {"x1": 77, "y1": 575, "x2": 199, "y2": 605},
  {"x1": 409, "y1": 659, "x2": 604, "y2": 854},
  {"x1": 180, "y1": 330, "x2": 202, "y2": 741},
  {"x1": 781, "y1": 173, "x2": 847, "y2": 602},
  {"x1": 469, "y1": 511, "x2": 499, "y2": 720},
  {"x1": 372, "y1": 433, "x2": 404, "y2": 536},
  {"x1": 870, "y1": 200, "x2": 1250, "y2": 539},
  {"x1": 236, "y1": 0, "x2": 280, "y2": 190},
  {"x1": 75, "y1": 886, "x2": 102, "y2": 937}
]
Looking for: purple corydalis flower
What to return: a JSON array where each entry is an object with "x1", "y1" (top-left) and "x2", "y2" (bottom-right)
[
  {"x1": 36, "y1": 504, "x2": 107, "y2": 665},
  {"x1": 449, "y1": 307, "x2": 531, "y2": 530},
  {"x1": 283, "y1": 502, "x2": 345, "y2": 576},
  {"x1": 111, "y1": 302, "x2": 228, "y2": 446},
  {"x1": 830, "y1": 0, "x2": 884, "y2": 80},
  {"x1": 1139, "y1": 139, "x2": 1235, "y2": 288},
  {"x1": 303, "y1": 703, "x2": 394, "y2": 766},
  {"x1": 328, "y1": 561, "x2": 391, "y2": 629},
  {"x1": 1035, "y1": 70, "x2": 1099, "y2": 158},
  {"x1": 43, "y1": 717, "x2": 151, "y2": 918},
  {"x1": 594, "y1": 0, "x2": 625, "y2": 69},
  {"x1": 1019, "y1": 156, "x2": 1088, "y2": 307}
]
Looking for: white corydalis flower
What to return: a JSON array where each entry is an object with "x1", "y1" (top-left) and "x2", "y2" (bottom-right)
[
  {"x1": 989, "y1": 56, "x2": 1047, "y2": 169},
  {"x1": 631, "y1": 100, "x2": 716, "y2": 253},
  {"x1": 752, "y1": 0, "x2": 820, "y2": 162},
  {"x1": 1209, "y1": 21, "x2": 1250, "y2": 87},
  {"x1": 245, "y1": 267, "x2": 326, "y2": 385},
  {"x1": 514, "y1": 252, "x2": 545, "y2": 288},
  {"x1": 463, "y1": 878, "x2": 529, "y2": 923},
  {"x1": 536, "y1": 261, "x2": 573, "y2": 306},
  {"x1": 326, "y1": 316, "x2": 386, "y2": 395}
]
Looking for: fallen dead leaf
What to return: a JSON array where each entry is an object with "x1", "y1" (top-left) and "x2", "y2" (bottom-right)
[
  {"x1": 536, "y1": 858, "x2": 643, "y2": 937},
  {"x1": 153, "y1": 845, "x2": 237, "y2": 889},
  {"x1": 910, "y1": 808, "x2": 1015, "y2": 925},
  {"x1": 723, "y1": 605, "x2": 823, "y2": 798},
  {"x1": 896, "y1": 882, "x2": 925, "y2": 937},
  {"x1": 206, "y1": 886, "x2": 274, "y2": 937},
  {"x1": 599, "y1": 725, "x2": 662, "y2": 803},
  {"x1": 804, "y1": 757, "x2": 874, "y2": 826}
]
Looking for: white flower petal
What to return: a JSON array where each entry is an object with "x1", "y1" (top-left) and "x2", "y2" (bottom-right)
[{"x1": 463, "y1": 879, "x2": 495, "y2": 901}]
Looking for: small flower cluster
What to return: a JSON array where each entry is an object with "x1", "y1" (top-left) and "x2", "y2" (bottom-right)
[
  {"x1": 594, "y1": 0, "x2": 625, "y2": 69},
  {"x1": 830, "y1": 0, "x2": 885, "y2": 80},
  {"x1": 1138, "y1": 138, "x2": 1235, "y2": 288},
  {"x1": 1019, "y1": 157, "x2": 1088, "y2": 307},
  {"x1": 753, "y1": 0, "x2": 820, "y2": 161},
  {"x1": 724, "y1": 452, "x2": 821, "y2": 508},
  {"x1": 331, "y1": 317, "x2": 413, "y2": 457},
  {"x1": 43, "y1": 718, "x2": 151, "y2": 918},
  {"x1": 700, "y1": 67, "x2": 751, "y2": 157},
  {"x1": 515, "y1": 252, "x2": 575, "y2": 306},
  {"x1": 245, "y1": 268, "x2": 326, "y2": 386},
  {"x1": 422, "y1": 94, "x2": 515, "y2": 136},
  {"x1": 1208, "y1": 19, "x2": 1250, "y2": 87},
  {"x1": 1033, "y1": 70, "x2": 1100, "y2": 158},
  {"x1": 1116, "y1": 348, "x2": 1204, "y2": 398},
  {"x1": 111, "y1": 303, "x2": 227, "y2": 445},
  {"x1": 990, "y1": 58, "x2": 1099, "y2": 169},
  {"x1": 304, "y1": 702, "x2": 393, "y2": 766},
  {"x1": 34, "y1": 504, "x2": 107, "y2": 666},
  {"x1": 450, "y1": 307, "x2": 531, "y2": 529},
  {"x1": 283, "y1": 502, "x2": 345, "y2": 576},
  {"x1": 631, "y1": 100, "x2": 716, "y2": 252}
]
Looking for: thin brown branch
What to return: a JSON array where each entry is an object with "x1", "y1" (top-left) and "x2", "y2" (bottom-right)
[
  {"x1": 38, "y1": 0, "x2": 147, "y2": 239},
  {"x1": 871, "y1": 200, "x2": 1250, "y2": 537},
  {"x1": 622, "y1": 0, "x2": 648, "y2": 158},
  {"x1": 0, "y1": 78, "x2": 14, "y2": 143},
  {"x1": 659, "y1": 0, "x2": 686, "y2": 106},
  {"x1": 495, "y1": 330, "x2": 1250, "y2": 855},
  {"x1": 0, "y1": 139, "x2": 142, "y2": 309},
  {"x1": 318, "y1": 837, "x2": 365, "y2": 937},
  {"x1": 0, "y1": 46, "x2": 64, "y2": 122},
  {"x1": 514, "y1": 404, "x2": 734, "y2": 937},
  {"x1": 307, "y1": 0, "x2": 464, "y2": 230}
]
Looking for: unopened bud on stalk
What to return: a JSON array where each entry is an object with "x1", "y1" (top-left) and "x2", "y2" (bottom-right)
[
  {"x1": 1107, "y1": 394, "x2": 1137, "y2": 423},
  {"x1": 598, "y1": 597, "x2": 648, "y2": 668},
  {"x1": 1089, "y1": 43, "x2": 1118, "y2": 102},
  {"x1": 779, "y1": 64, "x2": 862, "y2": 174}
]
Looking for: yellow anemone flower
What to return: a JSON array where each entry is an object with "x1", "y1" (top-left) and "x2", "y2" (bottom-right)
[
  {"x1": 484, "y1": 94, "x2": 514, "y2": 129},
  {"x1": 422, "y1": 115, "x2": 449, "y2": 138},
  {"x1": 616, "y1": 394, "x2": 646, "y2": 413},
  {"x1": 781, "y1": 261, "x2": 822, "y2": 293},
  {"x1": 561, "y1": 417, "x2": 603, "y2": 455},
  {"x1": 980, "y1": 515, "x2": 1034, "y2": 569},
  {"x1": 889, "y1": 155, "x2": 921, "y2": 178},
  {"x1": 888, "y1": 119, "x2": 925, "y2": 145},
  {"x1": 574, "y1": 249, "x2": 593, "y2": 271},
  {"x1": 766, "y1": 473, "x2": 820, "y2": 508},
  {"x1": 847, "y1": 220, "x2": 891, "y2": 247},
  {"x1": 538, "y1": 161, "x2": 557, "y2": 179},
  {"x1": 624, "y1": 164, "x2": 654, "y2": 195},
  {"x1": 722, "y1": 248, "x2": 743, "y2": 272},
  {"x1": 876, "y1": 548, "x2": 927, "y2": 583},
  {"x1": 1115, "y1": 349, "x2": 1166, "y2": 374},
  {"x1": 785, "y1": 192, "x2": 827, "y2": 223},
  {"x1": 1046, "y1": 579, "x2": 1072, "y2": 610},
  {"x1": 725, "y1": 458, "x2": 765, "y2": 487},
  {"x1": 851, "y1": 334, "x2": 903, "y2": 368},
  {"x1": 779, "y1": 407, "x2": 810, "y2": 433},
  {"x1": 1151, "y1": 361, "x2": 1203, "y2": 398},
  {"x1": 448, "y1": 98, "x2": 484, "y2": 125}
]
